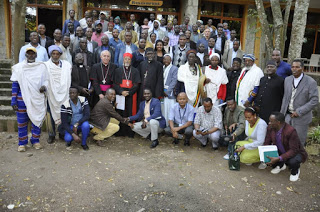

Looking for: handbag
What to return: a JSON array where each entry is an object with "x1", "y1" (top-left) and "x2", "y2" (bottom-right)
[{"x1": 228, "y1": 144, "x2": 241, "y2": 171}]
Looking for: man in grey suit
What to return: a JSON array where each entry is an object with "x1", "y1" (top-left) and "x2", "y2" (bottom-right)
[
  {"x1": 280, "y1": 59, "x2": 319, "y2": 146},
  {"x1": 222, "y1": 40, "x2": 244, "y2": 71}
]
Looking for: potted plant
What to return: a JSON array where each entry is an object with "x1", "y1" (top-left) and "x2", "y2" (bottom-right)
[{"x1": 306, "y1": 125, "x2": 320, "y2": 156}]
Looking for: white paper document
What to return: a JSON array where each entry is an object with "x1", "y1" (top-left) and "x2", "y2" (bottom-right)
[
  {"x1": 258, "y1": 145, "x2": 278, "y2": 162},
  {"x1": 116, "y1": 95, "x2": 125, "y2": 110}
]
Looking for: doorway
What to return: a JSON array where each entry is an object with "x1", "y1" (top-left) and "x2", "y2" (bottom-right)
[{"x1": 38, "y1": 8, "x2": 62, "y2": 38}]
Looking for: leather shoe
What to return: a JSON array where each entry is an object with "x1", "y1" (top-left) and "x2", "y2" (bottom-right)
[
  {"x1": 66, "y1": 142, "x2": 71, "y2": 147},
  {"x1": 81, "y1": 144, "x2": 89, "y2": 151},
  {"x1": 47, "y1": 136, "x2": 55, "y2": 144},
  {"x1": 172, "y1": 138, "x2": 179, "y2": 144},
  {"x1": 150, "y1": 139, "x2": 159, "y2": 148},
  {"x1": 96, "y1": 140, "x2": 105, "y2": 147},
  {"x1": 201, "y1": 144, "x2": 207, "y2": 147},
  {"x1": 184, "y1": 139, "x2": 190, "y2": 146}
]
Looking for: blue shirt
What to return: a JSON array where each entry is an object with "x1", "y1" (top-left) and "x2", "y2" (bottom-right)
[
  {"x1": 276, "y1": 61, "x2": 292, "y2": 79},
  {"x1": 197, "y1": 37, "x2": 209, "y2": 49},
  {"x1": 109, "y1": 38, "x2": 122, "y2": 49},
  {"x1": 168, "y1": 103, "x2": 194, "y2": 125},
  {"x1": 19, "y1": 43, "x2": 49, "y2": 62},
  {"x1": 276, "y1": 126, "x2": 286, "y2": 161},
  {"x1": 62, "y1": 19, "x2": 80, "y2": 35},
  {"x1": 70, "y1": 99, "x2": 83, "y2": 125}
]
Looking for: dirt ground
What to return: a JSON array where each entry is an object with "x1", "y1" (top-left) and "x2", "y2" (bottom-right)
[{"x1": 0, "y1": 132, "x2": 319, "y2": 212}]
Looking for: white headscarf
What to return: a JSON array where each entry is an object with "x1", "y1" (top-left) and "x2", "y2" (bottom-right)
[{"x1": 209, "y1": 53, "x2": 220, "y2": 60}]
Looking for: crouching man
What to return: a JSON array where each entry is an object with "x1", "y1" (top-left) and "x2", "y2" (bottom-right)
[
  {"x1": 262, "y1": 112, "x2": 308, "y2": 182},
  {"x1": 193, "y1": 97, "x2": 222, "y2": 150},
  {"x1": 61, "y1": 86, "x2": 90, "y2": 150},
  {"x1": 128, "y1": 88, "x2": 166, "y2": 148},
  {"x1": 164, "y1": 92, "x2": 194, "y2": 146},
  {"x1": 90, "y1": 88, "x2": 130, "y2": 146}
]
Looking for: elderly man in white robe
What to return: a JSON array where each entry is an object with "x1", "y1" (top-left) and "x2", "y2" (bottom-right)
[
  {"x1": 204, "y1": 53, "x2": 228, "y2": 106},
  {"x1": 162, "y1": 54, "x2": 178, "y2": 125},
  {"x1": 11, "y1": 47, "x2": 49, "y2": 152},
  {"x1": 45, "y1": 45, "x2": 72, "y2": 143},
  {"x1": 235, "y1": 54, "x2": 264, "y2": 108}
]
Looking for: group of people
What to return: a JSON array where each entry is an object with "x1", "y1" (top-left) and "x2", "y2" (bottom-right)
[{"x1": 13, "y1": 10, "x2": 319, "y2": 182}]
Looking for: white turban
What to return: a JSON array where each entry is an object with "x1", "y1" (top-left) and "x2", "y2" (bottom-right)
[{"x1": 209, "y1": 53, "x2": 220, "y2": 60}]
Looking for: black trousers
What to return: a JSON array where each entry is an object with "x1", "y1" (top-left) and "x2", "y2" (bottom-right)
[{"x1": 272, "y1": 153, "x2": 302, "y2": 175}]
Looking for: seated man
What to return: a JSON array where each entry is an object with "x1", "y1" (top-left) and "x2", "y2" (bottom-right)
[
  {"x1": 61, "y1": 87, "x2": 90, "y2": 150},
  {"x1": 262, "y1": 112, "x2": 308, "y2": 182},
  {"x1": 193, "y1": 97, "x2": 222, "y2": 150},
  {"x1": 128, "y1": 88, "x2": 166, "y2": 148},
  {"x1": 90, "y1": 88, "x2": 129, "y2": 146},
  {"x1": 164, "y1": 92, "x2": 194, "y2": 146},
  {"x1": 222, "y1": 97, "x2": 245, "y2": 160}
]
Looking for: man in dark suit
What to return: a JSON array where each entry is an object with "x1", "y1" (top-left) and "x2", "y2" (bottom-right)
[
  {"x1": 132, "y1": 38, "x2": 146, "y2": 68},
  {"x1": 72, "y1": 37, "x2": 94, "y2": 67},
  {"x1": 45, "y1": 29, "x2": 62, "y2": 53},
  {"x1": 84, "y1": 28, "x2": 98, "y2": 53},
  {"x1": 263, "y1": 112, "x2": 308, "y2": 182},
  {"x1": 128, "y1": 88, "x2": 166, "y2": 148},
  {"x1": 280, "y1": 59, "x2": 319, "y2": 146},
  {"x1": 37, "y1": 24, "x2": 52, "y2": 47},
  {"x1": 204, "y1": 37, "x2": 221, "y2": 62},
  {"x1": 212, "y1": 26, "x2": 226, "y2": 55},
  {"x1": 93, "y1": 35, "x2": 115, "y2": 63}
]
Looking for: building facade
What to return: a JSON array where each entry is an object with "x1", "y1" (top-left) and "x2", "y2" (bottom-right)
[{"x1": 1, "y1": 0, "x2": 320, "y2": 65}]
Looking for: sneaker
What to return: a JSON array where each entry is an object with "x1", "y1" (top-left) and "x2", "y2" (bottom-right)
[
  {"x1": 223, "y1": 153, "x2": 229, "y2": 160},
  {"x1": 258, "y1": 162, "x2": 267, "y2": 170},
  {"x1": 271, "y1": 164, "x2": 286, "y2": 174},
  {"x1": 33, "y1": 143, "x2": 42, "y2": 150},
  {"x1": 290, "y1": 169, "x2": 300, "y2": 182},
  {"x1": 18, "y1": 145, "x2": 26, "y2": 152}
]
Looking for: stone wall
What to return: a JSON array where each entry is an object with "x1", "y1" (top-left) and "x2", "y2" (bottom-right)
[
  {"x1": 0, "y1": 1, "x2": 8, "y2": 60},
  {"x1": 244, "y1": 5, "x2": 256, "y2": 55},
  {"x1": 66, "y1": 0, "x2": 82, "y2": 20},
  {"x1": 181, "y1": 0, "x2": 198, "y2": 26}
]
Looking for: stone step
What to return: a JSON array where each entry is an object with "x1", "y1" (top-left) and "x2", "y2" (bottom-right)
[
  {"x1": 0, "y1": 74, "x2": 11, "y2": 81},
  {"x1": 0, "y1": 96, "x2": 11, "y2": 105},
  {"x1": 0, "y1": 60, "x2": 13, "y2": 69},
  {"x1": 0, "y1": 68, "x2": 11, "y2": 75},
  {"x1": 0, "y1": 105, "x2": 15, "y2": 116},
  {"x1": 0, "y1": 88, "x2": 11, "y2": 96},
  {"x1": 0, "y1": 116, "x2": 17, "y2": 132},
  {"x1": 0, "y1": 115, "x2": 48, "y2": 132},
  {"x1": 0, "y1": 82, "x2": 12, "y2": 88}
]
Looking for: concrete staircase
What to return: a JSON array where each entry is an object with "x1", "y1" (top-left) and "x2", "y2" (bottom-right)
[{"x1": 0, "y1": 60, "x2": 17, "y2": 131}]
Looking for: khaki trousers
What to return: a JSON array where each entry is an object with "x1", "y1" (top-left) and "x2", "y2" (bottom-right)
[{"x1": 91, "y1": 118, "x2": 120, "y2": 140}]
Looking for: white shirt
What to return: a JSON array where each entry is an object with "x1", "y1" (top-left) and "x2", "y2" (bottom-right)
[
  {"x1": 125, "y1": 44, "x2": 132, "y2": 54},
  {"x1": 216, "y1": 36, "x2": 222, "y2": 51},
  {"x1": 197, "y1": 52, "x2": 204, "y2": 64},
  {"x1": 87, "y1": 40, "x2": 93, "y2": 53},
  {"x1": 232, "y1": 50, "x2": 237, "y2": 65},
  {"x1": 293, "y1": 73, "x2": 303, "y2": 87}
]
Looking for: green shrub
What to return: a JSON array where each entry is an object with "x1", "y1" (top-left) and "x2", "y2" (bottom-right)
[{"x1": 307, "y1": 126, "x2": 320, "y2": 145}]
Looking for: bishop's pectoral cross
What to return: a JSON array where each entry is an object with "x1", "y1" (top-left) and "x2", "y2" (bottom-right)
[
  {"x1": 144, "y1": 71, "x2": 148, "y2": 79},
  {"x1": 126, "y1": 80, "x2": 130, "y2": 86},
  {"x1": 102, "y1": 79, "x2": 106, "y2": 84}
]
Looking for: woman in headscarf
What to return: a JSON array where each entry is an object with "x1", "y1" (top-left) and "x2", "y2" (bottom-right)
[
  {"x1": 162, "y1": 54, "x2": 178, "y2": 125},
  {"x1": 203, "y1": 53, "x2": 228, "y2": 106}
]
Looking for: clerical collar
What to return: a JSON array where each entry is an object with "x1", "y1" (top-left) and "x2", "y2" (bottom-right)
[
  {"x1": 267, "y1": 74, "x2": 276, "y2": 79},
  {"x1": 102, "y1": 63, "x2": 109, "y2": 67},
  {"x1": 79, "y1": 64, "x2": 84, "y2": 68}
]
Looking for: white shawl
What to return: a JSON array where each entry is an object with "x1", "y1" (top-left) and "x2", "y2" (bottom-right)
[
  {"x1": 10, "y1": 60, "x2": 49, "y2": 127},
  {"x1": 45, "y1": 59, "x2": 72, "y2": 124},
  {"x1": 204, "y1": 65, "x2": 228, "y2": 103},
  {"x1": 235, "y1": 64, "x2": 264, "y2": 108},
  {"x1": 163, "y1": 64, "x2": 172, "y2": 89},
  {"x1": 177, "y1": 62, "x2": 201, "y2": 107}
]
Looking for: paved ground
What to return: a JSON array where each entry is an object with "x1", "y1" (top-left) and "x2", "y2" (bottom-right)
[{"x1": 0, "y1": 132, "x2": 319, "y2": 212}]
